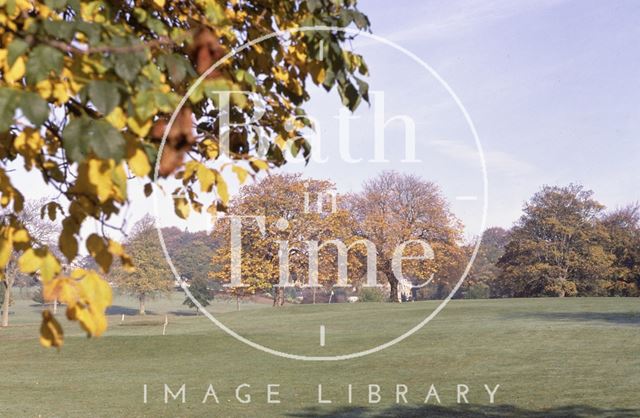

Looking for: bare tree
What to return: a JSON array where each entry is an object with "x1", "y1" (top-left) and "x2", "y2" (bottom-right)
[{"x1": 1, "y1": 199, "x2": 59, "y2": 327}]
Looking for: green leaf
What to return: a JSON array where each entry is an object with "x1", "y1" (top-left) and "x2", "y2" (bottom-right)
[
  {"x1": 88, "y1": 81, "x2": 121, "y2": 115},
  {"x1": 203, "y1": 2, "x2": 227, "y2": 25},
  {"x1": 134, "y1": 90, "x2": 156, "y2": 120},
  {"x1": 153, "y1": 91, "x2": 178, "y2": 113},
  {"x1": 62, "y1": 118, "x2": 91, "y2": 162},
  {"x1": 19, "y1": 92, "x2": 49, "y2": 127},
  {"x1": 89, "y1": 120, "x2": 126, "y2": 161},
  {"x1": 45, "y1": 0, "x2": 68, "y2": 9},
  {"x1": 115, "y1": 54, "x2": 142, "y2": 82},
  {"x1": 25, "y1": 46, "x2": 64, "y2": 85},
  {"x1": 306, "y1": 0, "x2": 323, "y2": 12},
  {"x1": 7, "y1": 38, "x2": 28, "y2": 67},
  {"x1": 142, "y1": 143, "x2": 158, "y2": 168},
  {"x1": 322, "y1": 68, "x2": 336, "y2": 91},
  {"x1": 43, "y1": 20, "x2": 76, "y2": 41},
  {"x1": 75, "y1": 21, "x2": 102, "y2": 44},
  {"x1": 159, "y1": 53, "x2": 193, "y2": 84},
  {"x1": 354, "y1": 76, "x2": 369, "y2": 104},
  {"x1": 339, "y1": 81, "x2": 361, "y2": 111},
  {"x1": 0, "y1": 88, "x2": 19, "y2": 132},
  {"x1": 63, "y1": 117, "x2": 126, "y2": 162}
]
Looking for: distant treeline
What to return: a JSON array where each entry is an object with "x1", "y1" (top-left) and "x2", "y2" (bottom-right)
[
  {"x1": 104, "y1": 178, "x2": 639, "y2": 306},
  {"x1": 458, "y1": 184, "x2": 639, "y2": 299}
]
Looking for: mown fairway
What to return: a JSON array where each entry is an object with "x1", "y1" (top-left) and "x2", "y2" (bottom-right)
[{"x1": 0, "y1": 294, "x2": 639, "y2": 417}]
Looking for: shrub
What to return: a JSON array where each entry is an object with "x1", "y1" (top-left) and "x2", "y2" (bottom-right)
[
  {"x1": 358, "y1": 287, "x2": 385, "y2": 302},
  {"x1": 464, "y1": 283, "x2": 490, "y2": 299},
  {"x1": 543, "y1": 279, "x2": 577, "y2": 297}
]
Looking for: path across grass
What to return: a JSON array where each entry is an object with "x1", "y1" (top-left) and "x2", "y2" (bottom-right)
[{"x1": 0, "y1": 296, "x2": 638, "y2": 417}]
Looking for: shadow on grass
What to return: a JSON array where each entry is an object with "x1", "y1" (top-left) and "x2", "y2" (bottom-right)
[
  {"x1": 507, "y1": 311, "x2": 640, "y2": 326},
  {"x1": 168, "y1": 310, "x2": 198, "y2": 317},
  {"x1": 106, "y1": 305, "x2": 155, "y2": 315},
  {"x1": 287, "y1": 404, "x2": 640, "y2": 417}
]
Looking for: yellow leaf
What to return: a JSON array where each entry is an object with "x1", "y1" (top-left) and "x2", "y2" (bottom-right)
[
  {"x1": 201, "y1": 138, "x2": 219, "y2": 159},
  {"x1": 183, "y1": 161, "x2": 199, "y2": 181},
  {"x1": 18, "y1": 248, "x2": 41, "y2": 273},
  {"x1": 197, "y1": 164, "x2": 215, "y2": 192},
  {"x1": 75, "y1": 159, "x2": 115, "y2": 203},
  {"x1": 107, "y1": 240, "x2": 124, "y2": 256},
  {"x1": 52, "y1": 82, "x2": 70, "y2": 105},
  {"x1": 106, "y1": 107, "x2": 126, "y2": 130},
  {"x1": 40, "y1": 252, "x2": 61, "y2": 282},
  {"x1": 11, "y1": 227, "x2": 30, "y2": 250},
  {"x1": 78, "y1": 270, "x2": 112, "y2": 312},
  {"x1": 153, "y1": 0, "x2": 165, "y2": 7},
  {"x1": 273, "y1": 66, "x2": 289, "y2": 83},
  {"x1": 111, "y1": 163, "x2": 128, "y2": 202},
  {"x1": 59, "y1": 269, "x2": 112, "y2": 337},
  {"x1": 43, "y1": 277, "x2": 79, "y2": 306},
  {"x1": 0, "y1": 226, "x2": 12, "y2": 268},
  {"x1": 249, "y1": 159, "x2": 269, "y2": 172},
  {"x1": 5, "y1": 56, "x2": 25, "y2": 84},
  {"x1": 215, "y1": 172, "x2": 229, "y2": 205},
  {"x1": 120, "y1": 253, "x2": 135, "y2": 272},
  {"x1": 86, "y1": 234, "x2": 112, "y2": 273},
  {"x1": 36, "y1": 79, "x2": 53, "y2": 99},
  {"x1": 127, "y1": 117, "x2": 152, "y2": 137},
  {"x1": 89, "y1": 160, "x2": 114, "y2": 203},
  {"x1": 67, "y1": 303, "x2": 105, "y2": 337},
  {"x1": 232, "y1": 165, "x2": 248, "y2": 184},
  {"x1": 127, "y1": 147, "x2": 151, "y2": 177},
  {"x1": 174, "y1": 197, "x2": 190, "y2": 219},
  {"x1": 40, "y1": 310, "x2": 64, "y2": 349},
  {"x1": 14, "y1": 129, "x2": 44, "y2": 169}
]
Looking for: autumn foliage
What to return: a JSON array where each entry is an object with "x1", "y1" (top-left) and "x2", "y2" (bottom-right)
[
  {"x1": 210, "y1": 172, "x2": 466, "y2": 303},
  {"x1": 0, "y1": 0, "x2": 371, "y2": 346}
]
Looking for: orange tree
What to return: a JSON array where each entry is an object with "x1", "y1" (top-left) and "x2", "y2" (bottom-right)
[
  {"x1": 210, "y1": 173, "x2": 363, "y2": 305},
  {"x1": 346, "y1": 171, "x2": 465, "y2": 301},
  {"x1": 0, "y1": 0, "x2": 370, "y2": 347}
]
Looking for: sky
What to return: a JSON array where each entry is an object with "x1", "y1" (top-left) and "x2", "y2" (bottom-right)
[
  {"x1": 335, "y1": 0, "x2": 640, "y2": 234},
  {"x1": 10, "y1": 0, "x2": 640, "y2": 242},
  {"x1": 276, "y1": 0, "x2": 640, "y2": 237}
]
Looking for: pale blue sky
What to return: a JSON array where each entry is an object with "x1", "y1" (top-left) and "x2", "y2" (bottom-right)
[
  {"x1": 388, "y1": 0, "x2": 640, "y2": 224},
  {"x1": 263, "y1": 0, "x2": 640, "y2": 237}
]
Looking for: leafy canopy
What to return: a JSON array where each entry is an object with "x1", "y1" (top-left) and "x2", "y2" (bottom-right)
[
  {"x1": 497, "y1": 184, "x2": 614, "y2": 297},
  {"x1": 0, "y1": 0, "x2": 370, "y2": 345}
]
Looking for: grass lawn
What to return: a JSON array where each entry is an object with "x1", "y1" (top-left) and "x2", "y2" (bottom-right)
[{"x1": 0, "y1": 293, "x2": 638, "y2": 417}]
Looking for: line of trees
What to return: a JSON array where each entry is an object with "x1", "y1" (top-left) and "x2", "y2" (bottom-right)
[
  {"x1": 97, "y1": 178, "x2": 640, "y2": 313},
  {"x1": 463, "y1": 185, "x2": 640, "y2": 298},
  {"x1": 211, "y1": 176, "x2": 640, "y2": 302},
  {"x1": 209, "y1": 171, "x2": 466, "y2": 303},
  {"x1": 107, "y1": 214, "x2": 219, "y2": 314}
]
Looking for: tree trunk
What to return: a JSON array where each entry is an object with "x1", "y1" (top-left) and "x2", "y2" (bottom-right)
[
  {"x1": 139, "y1": 295, "x2": 146, "y2": 315},
  {"x1": 236, "y1": 292, "x2": 240, "y2": 311},
  {"x1": 381, "y1": 259, "x2": 399, "y2": 303},
  {"x1": 53, "y1": 299, "x2": 58, "y2": 315},
  {"x1": 389, "y1": 278, "x2": 399, "y2": 302},
  {"x1": 1, "y1": 275, "x2": 16, "y2": 327},
  {"x1": 272, "y1": 287, "x2": 285, "y2": 307},
  {"x1": 312, "y1": 287, "x2": 316, "y2": 304},
  {"x1": 1, "y1": 280, "x2": 10, "y2": 327}
]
